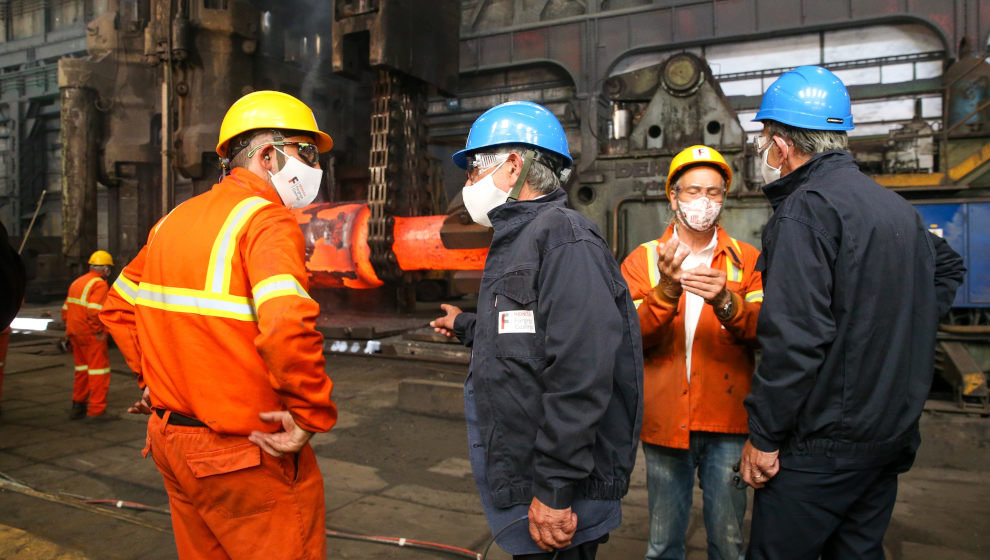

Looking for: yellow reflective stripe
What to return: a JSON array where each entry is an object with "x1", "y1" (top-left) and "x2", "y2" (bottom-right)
[
  {"x1": 62, "y1": 303, "x2": 68, "y2": 310},
  {"x1": 640, "y1": 240, "x2": 661, "y2": 288},
  {"x1": 205, "y1": 197, "x2": 271, "y2": 294},
  {"x1": 66, "y1": 297, "x2": 85, "y2": 306},
  {"x1": 633, "y1": 298, "x2": 643, "y2": 309},
  {"x1": 136, "y1": 283, "x2": 257, "y2": 322},
  {"x1": 86, "y1": 303, "x2": 103, "y2": 310},
  {"x1": 745, "y1": 290, "x2": 764, "y2": 303},
  {"x1": 725, "y1": 259, "x2": 743, "y2": 283},
  {"x1": 0, "y1": 361, "x2": 4, "y2": 367},
  {"x1": 252, "y1": 274, "x2": 311, "y2": 309},
  {"x1": 79, "y1": 277, "x2": 101, "y2": 304},
  {"x1": 112, "y1": 274, "x2": 139, "y2": 306},
  {"x1": 88, "y1": 368, "x2": 111, "y2": 375},
  {"x1": 75, "y1": 365, "x2": 88, "y2": 371}
]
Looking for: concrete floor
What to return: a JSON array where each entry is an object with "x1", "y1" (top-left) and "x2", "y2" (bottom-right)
[{"x1": 1, "y1": 330, "x2": 989, "y2": 560}]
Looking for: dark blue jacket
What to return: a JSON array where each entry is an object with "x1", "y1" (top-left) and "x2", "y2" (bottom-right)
[
  {"x1": 454, "y1": 188, "x2": 644, "y2": 509},
  {"x1": 744, "y1": 151, "x2": 966, "y2": 470}
]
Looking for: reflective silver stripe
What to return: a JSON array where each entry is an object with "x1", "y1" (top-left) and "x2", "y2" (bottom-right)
[
  {"x1": 112, "y1": 275, "x2": 139, "y2": 305},
  {"x1": 252, "y1": 275, "x2": 311, "y2": 309},
  {"x1": 75, "y1": 365, "x2": 88, "y2": 371},
  {"x1": 745, "y1": 290, "x2": 764, "y2": 303},
  {"x1": 207, "y1": 197, "x2": 270, "y2": 294},
  {"x1": 88, "y1": 368, "x2": 111, "y2": 375},
  {"x1": 136, "y1": 285, "x2": 256, "y2": 322},
  {"x1": 80, "y1": 277, "x2": 101, "y2": 303}
]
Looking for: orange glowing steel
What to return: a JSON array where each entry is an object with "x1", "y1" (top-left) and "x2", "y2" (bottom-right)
[
  {"x1": 294, "y1": 202, "x2": 488, "y2": 290},
  {"x1": 393, "y1": 215, "x2": 488, "y2": 272}
]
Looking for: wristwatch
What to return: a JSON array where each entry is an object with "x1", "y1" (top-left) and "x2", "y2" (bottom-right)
[{"x1": 714, "y1": 294, "x2": 734, "y2": 320}]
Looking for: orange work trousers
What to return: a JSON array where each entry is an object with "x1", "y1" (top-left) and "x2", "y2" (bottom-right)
[
  {"x1": 146, "y1": 411, "x2": 326, "y2": 560},
  {"x1": 0, "y1": 327, "x2": 9, "y2": 402},
  {"x1": 69, "y1": 334, "x2": 110, "y2": 416}
]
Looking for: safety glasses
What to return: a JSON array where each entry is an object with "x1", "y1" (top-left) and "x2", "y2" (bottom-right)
[{"x1": 247, "y1": 141, "x2": 320, "y2": 167}]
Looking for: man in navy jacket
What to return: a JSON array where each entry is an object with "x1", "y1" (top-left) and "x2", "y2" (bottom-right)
[{"x1": 741, "y1": 66, "x2": 966, "y2": 560}]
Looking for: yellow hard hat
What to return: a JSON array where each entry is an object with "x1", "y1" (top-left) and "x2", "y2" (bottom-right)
[
  {"x1": 215, "y1": 90, "x2": 333, "y2": 158},
  {"x1": 665, "y1": 145, "x2": 733, "y2": 199},
  {"x1": 88, "y1": 250, "x2": 114, "y2": 266}
]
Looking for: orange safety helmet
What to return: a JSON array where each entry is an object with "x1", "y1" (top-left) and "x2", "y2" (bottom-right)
[
  {"x1": 215, "y1": 90, "x2": 333, "y2": 158},
  {"x1": 88, "y1": 250, "x2": 114, "y2": 267},
  {"x1": 665, "y1": 145, "x2": 733, "y2": 199}
]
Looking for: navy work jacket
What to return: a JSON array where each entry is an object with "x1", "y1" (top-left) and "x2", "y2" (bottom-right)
[
  {"x1": 745, "y1": 150, "x2": 965, "y2": 470},
  {"x1": 453, "y1": 188, "x2": 644, "y2": 509}
]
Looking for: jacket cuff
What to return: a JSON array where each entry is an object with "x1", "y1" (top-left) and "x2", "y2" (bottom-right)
[
  {"x1": 651, "y1": 286, "x2": 680, "y2": 309},
  {"x1": 747, "y1": 430, "x2": 780, "y2": 453},
  {"x1": 532, "y1": 481, "x2": 575, "y2": 510}
]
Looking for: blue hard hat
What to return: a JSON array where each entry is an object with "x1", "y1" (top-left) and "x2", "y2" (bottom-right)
[
  {"x1": 754, "y1": 66, "x2": 854, "y2": 131},
  {"x1": 452, "y1": 101, "x2": 573, "y2": 169}
]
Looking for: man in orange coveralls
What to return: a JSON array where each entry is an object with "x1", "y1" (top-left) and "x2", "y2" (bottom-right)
[
  {"x1": 100, "y1": 91, "x2": 337, "y2": 560},
  {"x1": 620, "y1": 145, "x2": 763, "y2": 560},
  {"x1": 63, "y1": 250, "x2": 114, "y2": 420}
]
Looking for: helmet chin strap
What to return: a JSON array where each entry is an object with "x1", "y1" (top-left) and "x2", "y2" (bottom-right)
[{"x1": 506, "y1": 150, "x2": 536, "y2": 201}]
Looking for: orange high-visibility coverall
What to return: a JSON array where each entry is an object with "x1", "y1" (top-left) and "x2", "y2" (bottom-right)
[
  {"x1": 621, "y1": 225, "x2": 763, "y2": 450},
  {"x1": 100, "y1": 168, "x2": 337, "y2": 560},
  {"x1": 62, "y1": 270, "x2": 110, "y2": 416}
]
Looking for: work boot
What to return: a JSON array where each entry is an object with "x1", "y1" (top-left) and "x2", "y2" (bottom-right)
[{"x1": 69, "y1": 401, "x2": 86, "y2": 420}]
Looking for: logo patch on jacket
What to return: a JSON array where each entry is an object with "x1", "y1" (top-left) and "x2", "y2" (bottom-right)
[{"x1": 498, "y1": 310, "x2": 536, "y2": 334}]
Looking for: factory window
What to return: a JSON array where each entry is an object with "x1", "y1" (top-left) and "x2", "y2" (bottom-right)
[
  {"x1": 51, "y1": 0, "x2": 85, "y2": 31},
  {"x1": 204, "y1": 0, "x2": 229, "y2": 9},
  {"x1": 9, "y1": 0, "x2": 45, "y2": 40}
]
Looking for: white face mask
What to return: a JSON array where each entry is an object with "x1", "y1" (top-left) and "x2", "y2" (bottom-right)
[
  {"x1": 676, "y1": 196, "x2": 722, "y2": 232},
  {"x1": 461, "y1": 159, "x2": 509, "y2": 228},
  {"x1": 268, "y1": 147, "x2": 324, "y2": 209},
  {"x1": 760, "y1": 140, "x2": 782, "y2": 184}
]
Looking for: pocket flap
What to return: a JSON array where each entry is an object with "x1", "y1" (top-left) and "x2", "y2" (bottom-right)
[
  {"x1": 496, "y1": 274, "x2": 537, "y2": 305},
  {"x1": 185, "y1": 442, "x2": 261, "y2": 479}
]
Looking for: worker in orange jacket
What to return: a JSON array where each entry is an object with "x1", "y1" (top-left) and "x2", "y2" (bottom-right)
[
  {"x1": 62, "y1": 250, "x2": 114, "y2": 419},
  {"x1": 99, "y1": 91, "x2": 337, "y2": 560},
  {"x1": 620, "y1": 146, "x2": 763, "y2": 560}
]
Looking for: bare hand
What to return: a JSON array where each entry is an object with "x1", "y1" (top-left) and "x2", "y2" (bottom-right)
[
  {"x1": 740, "y1": 439, "x2": 780, "y2": 489},
  {"x1": 127, "y1": 386, "x2": 152, "y2": 415},
  {"x1": 528, "y1": 497, "x2": 577, "y2": 552},
  {"x1": 681, "y1": 265, "x2": 729, "y2": 304},
  {"x1": 248, "y1": 411, "x2": 313, "y2": 457},
  {"x1": 655, "y1": 241, "x2": 690, "y2": 299},
  {"x1": 429, "y1": 304, "x2": 462, "y2": 338}
]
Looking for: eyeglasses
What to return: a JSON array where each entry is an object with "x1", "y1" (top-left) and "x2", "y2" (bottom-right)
[
  {"x1": 247, "y1": 141, "x2": 320, "y2": 167},
  {"x1": 753, "y1": 135, "x2": 771, "y2": 155},
  {"x1": 675, "y1": 183, "x2": 726, "y2": 200}
]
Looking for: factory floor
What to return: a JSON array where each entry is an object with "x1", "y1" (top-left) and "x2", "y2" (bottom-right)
[{"x1": 1, "y1": 330, "x2": 989, "y2": 560}]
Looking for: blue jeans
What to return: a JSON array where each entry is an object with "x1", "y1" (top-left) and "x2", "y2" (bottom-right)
[{"x1": 644, "y1": 433, "x2": 747, "y2": 560}]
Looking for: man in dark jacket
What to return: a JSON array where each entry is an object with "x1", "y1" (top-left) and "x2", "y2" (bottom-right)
[
  {"x1": 431, "y1": 101, "x2": 643, "y2": 560},
  {"x1": 1, "y1": 219, "x2": 27, "y2": 417},
  {"x1": 740, "y1": 66, "x2": 966, "y2": 560}
]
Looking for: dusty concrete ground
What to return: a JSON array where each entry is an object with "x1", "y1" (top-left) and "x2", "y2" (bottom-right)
[{"x1": 1, "y1": 328, "x2": 989, "y2": 560}]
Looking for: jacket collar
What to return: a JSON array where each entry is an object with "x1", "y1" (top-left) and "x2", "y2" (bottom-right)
[
  {"x1": 658, "y1": 222, "x2": 741, "y2": 267},
  {"x1": 489, "y1": 188, "x2": 567, "y2": 227},
  {"x1": 761, "y1": 150, "x2": 853, "y2": 210},
  {"x1": 218, "y1": 167, "x2": 284, "y2": 206}
]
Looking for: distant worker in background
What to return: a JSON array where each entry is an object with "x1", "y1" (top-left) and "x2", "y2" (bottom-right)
[
  {"x1": 430, "y1": 101, "x2": 643, "y2": 560},
  {"x1": 100, "y1": 91, "x2": 337, "y2": 560},
  {"x1": 62, "y1": 250, "x2": 114, "y2": 420},
  {"x1": 621, "y1": 145, "x2": 762, "y2": 560},
  {"x1": 1, "y1": 220, "x2": 27, "y2": 418},
  {"x1": 742, "y1": 66, "x2": 966, "y2": 559}
]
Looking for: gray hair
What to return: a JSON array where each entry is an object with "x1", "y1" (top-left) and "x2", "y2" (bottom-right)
[
  {"x1": 762, "y1": 120, "x2": 848, "y2": 156},
  {"x1": 489, "y1": 145, "x2": 562, "y2": 195}
]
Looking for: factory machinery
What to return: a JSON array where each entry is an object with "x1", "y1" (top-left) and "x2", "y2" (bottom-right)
[{"x1": 0, "y1": 1, "x2": 985, "y2": 406}]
